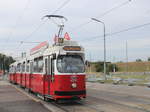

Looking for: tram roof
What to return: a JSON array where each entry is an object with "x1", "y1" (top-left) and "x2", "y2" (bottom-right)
[{"x1": 11, "y1": 40, "x2": 84, "y2": 64}]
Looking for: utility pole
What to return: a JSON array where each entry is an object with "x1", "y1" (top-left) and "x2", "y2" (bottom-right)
[
  {"x1": 89, "y1": 52, "x2": 92, "y2": 73},
  {"x1": 91, "y1": 18, "x2": 106, "y2": 80},
  {"x1": 126, "y1": 41, "x2": 128, "y2": 74},
  {"x1": 113, "y1": 57, "x2": 116, "y2": 73}
]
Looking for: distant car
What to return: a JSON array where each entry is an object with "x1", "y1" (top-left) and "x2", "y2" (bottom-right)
[
  {"x1": 97, "y1": 78, "x2": 105, "y2": 83},
  {"x1": 112, "y1": 78, "x2": 123, "y2": 85},
  {"x1": 144, "y1": 83, "x2": 150, "y2": 88},
  {"x1": 127, "y1": 79, "x2": 138, "y2": 86}
]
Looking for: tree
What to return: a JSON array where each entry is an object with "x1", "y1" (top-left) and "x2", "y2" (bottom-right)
[
  {"x1": 0, "y1": 53, "x2": 15, "y2": 72},
  {"x1": 95, "y1": 62, "x2": 103, "y2": 72},
  {"x1": 136, "y1": 59, "x2": 142, "y2": 62},
  {"x1": 108, "y1": 64, "x2": 118, "y2": 72},
  {"x1": 95, "y1": 62, "x2": 118, "y2": 73},
  {"x1": 148, "y1": 57, "x2": 150, "y2": 61}
]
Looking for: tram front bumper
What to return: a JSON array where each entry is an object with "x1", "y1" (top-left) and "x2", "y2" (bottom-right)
[{"x1": 54, "y1": 90, "x2": 86, "y2": 99}]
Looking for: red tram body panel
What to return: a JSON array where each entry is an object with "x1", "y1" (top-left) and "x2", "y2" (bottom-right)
[
  {"x1": 52, "y1": 74, "x2": 86, "y2": 99},
  {"x1": 16, "y1": 73, "x2": 22, "y2": 85},
  {"x1": 9, "y1": 74, "x2": 13, "y2": 82},
  {"x1": 30, "y1": 74, "x2": 44, "y2": 94},
  {"x1": 21, "y1": 73, "x2": 26, "y2": 87},
  {"x1": 25, "y1": 74, "x2": 31, "y2": 89}
]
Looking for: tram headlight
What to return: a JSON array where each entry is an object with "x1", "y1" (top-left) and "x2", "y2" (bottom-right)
[{"x1": 71, "y1": 83, "x2": 77, "y2": 88}]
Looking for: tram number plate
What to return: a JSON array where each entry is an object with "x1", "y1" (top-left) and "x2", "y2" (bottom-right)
[{"x1": 70, "y1": 76, "x2": 77, "y2": 82}]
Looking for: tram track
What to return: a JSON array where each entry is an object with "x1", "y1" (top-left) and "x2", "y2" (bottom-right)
[
  {"x1": 46, "y1": 101, "x2": 71, "y2": 112},
  {"x1": 46, "y1": 99, "x2": 104, "y2": 112}
]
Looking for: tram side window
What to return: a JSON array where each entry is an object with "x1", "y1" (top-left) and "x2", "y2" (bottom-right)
[
  {"x1": 22, "y1": 63, "x2": 25, "y2": 72},
  {"x1": 26, "y1": 61, "x2": 30, "y2": 73},
  {"x1": 17, "y1": 65, "x2": 19, "y2": 72},
  {"x1": 14, "y1": 66, "x2": 16, "y2": 73},
  {"x1": 38, "y1": 58, "x2": 43, "y2": 73},
  {"x1": 11, "y1": 66, "x2": 14, "y2": 73},
  {"x1": 33, "y1": 59, "x2": 38, "y2": 73},
  {"x1": 30, "y1": 61, "x2": 33, "y2": 73},
  {"x1": 17, "y1": 64, "x2": 21, "y2": 72},
  {"x1": 33, "y1": 57, "x2": 43, "y2": 73},
  {"x1": 45, "y1": 58, "x2": 48, "y2": 74},
  {"x1": 10, "y1": 66, "x2": 13, "y2": 73},
  {"x1": 51, "y1": 59, "x2": 54, "y2": 74}
]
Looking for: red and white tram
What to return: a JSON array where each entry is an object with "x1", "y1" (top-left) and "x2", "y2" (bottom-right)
[{"x1": 9, "y1": 39, "x2": 86, "y2": 101}]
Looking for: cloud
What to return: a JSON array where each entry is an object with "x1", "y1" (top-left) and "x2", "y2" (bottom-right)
[{"x1": 0, "y1": 0, "x2": 150, "y2": 61}]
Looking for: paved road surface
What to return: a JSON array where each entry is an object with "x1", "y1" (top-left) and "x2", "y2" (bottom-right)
[
  {"x1": 0, "y1": 80, "x2": 50, "y2": 112},
  {"x1": 53, "y1": 82, "x2": 150, "y2": 112},
  {"x1": 1, "y1": 77, "x2": 150, "y2": 112},
  {"x1": 86, "y1": 82, "x2": 150, "y2": 112}
]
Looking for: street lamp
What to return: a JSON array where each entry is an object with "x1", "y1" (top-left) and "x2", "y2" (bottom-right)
[{"x1": 91, "y1": 18, "x2": 106, "y2": 80}]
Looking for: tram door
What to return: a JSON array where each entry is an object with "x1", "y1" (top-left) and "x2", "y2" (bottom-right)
[
  {"x1": 44, "y1": 55, "x2": 55, "y2": 96},
  {"x1": 30, "y1": 61, "x2": 34, "y2": 91},
  {"x1": 44, "y1": 56, "x2": 51, "y2": 95}
]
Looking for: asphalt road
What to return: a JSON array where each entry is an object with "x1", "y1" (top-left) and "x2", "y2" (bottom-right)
[
  {"x1": 85, "y1": 82, "x2": 150, "y2": 112},
  {"x1": 52, "y1": 82, "x2": 150, "y2": 112},
  {"x1": 86, "y1": 89, "x2": 150, "y2": 112}
]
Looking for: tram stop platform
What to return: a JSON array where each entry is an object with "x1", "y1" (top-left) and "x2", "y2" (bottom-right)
[{"x1": 0, "y1": 80, "x2": 51, "y2": 112}]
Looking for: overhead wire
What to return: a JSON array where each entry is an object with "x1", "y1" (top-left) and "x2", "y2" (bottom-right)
[
  {"x1": 20, "y1": 0, "x2": 72, "y2": 45},
  {"x1": 1, "y1": 0, "x2": 32, "y2": 57},
  {"x1": 5, "y1": 0, "x2": 31, "y2": 43},
  {"x1": 68, "y1": 0, "x2": 132, "y2": 32},
  {"x1": 80, "y1": 21, "x2": 150, "y2": 42},
  {"x1": 15, "y1": 0, "x2": 72, "y2": 51},
  {"x1": 10, "y1": 0, "x2": 129, "y2": 49},
  {"x1": 51, "y1": 0, "x2": 71, "y2": 14},
  {"x1": 2, "y1": 0, "x2": 31, "y2": 55},
  {"x1": 24, "y1": 0, "x2": 71, "y2": 40}
]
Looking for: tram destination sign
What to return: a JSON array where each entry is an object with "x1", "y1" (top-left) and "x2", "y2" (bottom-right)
[{"x1": 63, "y1": 46, "x2": 81, "y2": 51}]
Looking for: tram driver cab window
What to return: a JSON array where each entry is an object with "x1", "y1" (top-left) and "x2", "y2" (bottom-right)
[{"x1": 57, "y1": 55, "x2": 85, "y2": 73}]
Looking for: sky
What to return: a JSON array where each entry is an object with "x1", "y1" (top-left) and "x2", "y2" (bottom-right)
[{"x1": 0, "y1": 0, "x2": 150, "y2": 62}]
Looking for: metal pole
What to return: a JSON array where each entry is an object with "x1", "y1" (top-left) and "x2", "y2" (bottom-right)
[
  {"x1": 126, "y1": 41, "x2": 128, "y2": 74},
  {"x1": 91, "y1": 18, "x2": 106, "y2": 80},
  {"x1": 89, "y1": 52, "x2": 92, "y2": 73},
  {"x1": 103, "y1": 23, "x2": 106, "y2": 80}
]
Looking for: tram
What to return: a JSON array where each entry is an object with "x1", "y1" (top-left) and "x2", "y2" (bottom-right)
[{"x1": 9, "y1": 38, "x2": 86, "y2": 101}]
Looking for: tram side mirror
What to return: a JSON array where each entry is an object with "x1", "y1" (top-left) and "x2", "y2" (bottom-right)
[
  {"x1": 52, "y1": 53, "x2": 56, "y2": 59},
  {"x1": 85, "y1": 60, "x2": 90, "y2": 67}
]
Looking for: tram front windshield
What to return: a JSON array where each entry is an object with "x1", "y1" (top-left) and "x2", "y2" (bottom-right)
[{"x1": 57, "y1": 55, "x2": 85, "y2": 73}]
